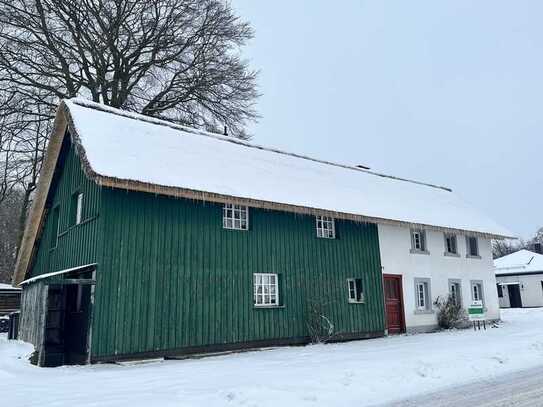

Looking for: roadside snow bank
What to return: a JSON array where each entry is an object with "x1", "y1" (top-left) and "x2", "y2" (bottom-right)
[{"x1": 1, "y1": 309, "x2": 543, "y2": 407}]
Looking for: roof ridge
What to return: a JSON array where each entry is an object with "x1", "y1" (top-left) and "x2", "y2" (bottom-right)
[{"x1": 66, "y1": 98, "x2": 453, "y2": 192}]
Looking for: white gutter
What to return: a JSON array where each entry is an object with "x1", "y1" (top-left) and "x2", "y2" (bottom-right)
[{"x1": 19, "y1": 263, "x2": 97, "y2": 286}]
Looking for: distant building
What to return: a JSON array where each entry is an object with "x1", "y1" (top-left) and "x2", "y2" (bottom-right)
[
  {"x1": 494, "y1": 249, "x2": 543, "y2": 308},
  {"x1": 13, "y1": 99, "x2": 510, "y2": 366},
  {"x1": 0, "y1": 283, "x2": 21, "y2": 316}
]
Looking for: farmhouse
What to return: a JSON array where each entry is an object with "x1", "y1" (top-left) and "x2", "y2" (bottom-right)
[
  {"x1": 13, "y1": 99, "x2": 511, "y2": 366},
  {"x1": 495, "y1": 249, "x2": 543, "y2": 308}
]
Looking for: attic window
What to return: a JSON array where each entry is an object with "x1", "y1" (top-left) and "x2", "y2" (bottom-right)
[
  {"x1": 70, "y1": 192, "x2": 84, "y2": 226},
  {"x1": 223, "y1": 203, "x2": 248, "y2": 230},
  {"x1": 316, "y1": 216, "x2": 335, "y2": 239}
]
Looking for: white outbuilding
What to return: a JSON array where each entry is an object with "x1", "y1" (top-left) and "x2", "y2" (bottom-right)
[{"x1": 494, "y1": 249, "x2": 543, "y2": 308}]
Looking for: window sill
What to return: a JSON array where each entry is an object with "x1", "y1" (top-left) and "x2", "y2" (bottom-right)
[
  {"x1": 348, "y1": 300, "x2": 365, "y2": 304},
  {"x1": 253, "y1": 305, "x2": 285, "y2": 309},
  {"x1": 414, "y1": 309, "x2": 434, "y2": 315},
  {"x1": 223, "y1": 226, "x2": 249, "y2": 232},
  {"x1": 466, "y1": 255, "x2": 481, "y2": 259},
  {"x1": 444, "y1": 252, "x2": 460, "y2": 257},
  {"x1": 410, "y1": 249, "x2": 430, "y2": 255}
]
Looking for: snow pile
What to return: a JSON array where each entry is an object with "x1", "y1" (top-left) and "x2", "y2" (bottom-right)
[
  {"x1": 494, "y1": 249, "x2": 543, "y2": 275},
  {"x1": 64, "y1": 99, "x2": 511, "y2": 237},
  {"x1": 2, "y1": 309, "x2": 543, "y2": 406}
]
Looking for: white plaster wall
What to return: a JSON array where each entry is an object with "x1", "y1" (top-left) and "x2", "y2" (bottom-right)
[
  {"x1": 496, "y1": 274, "x2": 543, "y2": 308},
  {"x1": 378, "y1": 224, "x2": 500, "y2": 330}
]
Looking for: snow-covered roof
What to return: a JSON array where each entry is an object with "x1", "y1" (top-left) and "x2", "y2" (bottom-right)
[
  {"x1": 65, "y1": 98, "x2": 510, "y2": 238},
  {"x1": 494, "y1": 250, "x2": 543, "y2": 276},
  {"x1": 12, "y1": 98, "x2": 512, "y2": 286}
]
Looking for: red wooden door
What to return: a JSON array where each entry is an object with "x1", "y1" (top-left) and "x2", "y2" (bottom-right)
[{"x1": 383, "y1": 274, "x2": 405, "y2": 334}]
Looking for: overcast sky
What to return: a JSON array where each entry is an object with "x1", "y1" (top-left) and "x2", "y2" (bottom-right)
[{"x1": 233, "y1": 1, "x2": 543, "y2": 239}]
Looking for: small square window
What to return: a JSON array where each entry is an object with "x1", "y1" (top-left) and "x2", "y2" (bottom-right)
[
  {"x1": 347, "y1": 278, "x2": 364, "y2": 303},
  {"x1": 223, "y1": 204, "x2": 248, "y2": 230},
  {"x1": 316, "y1": 216, "x2": 335, "y2": 238},
  {"x1": 254, "y1": 273, "x2": 279, "y2": 307},
  {"x1": 444, "y1": 233, "x2": 458, "y2": 255}
]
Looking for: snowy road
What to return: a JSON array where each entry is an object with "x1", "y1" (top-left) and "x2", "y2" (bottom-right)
[
  {"x1": 380, "y1": 365, "x2": 543, "y2": 407},
  {"x1": 1, "y1": 308, "x2": 543, "y2": 406}
]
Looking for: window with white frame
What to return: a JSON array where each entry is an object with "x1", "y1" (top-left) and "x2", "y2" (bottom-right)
[
  {"x1": 223, "y1": 203, "x2": 248, "y2": 230},
  {"x1": 448, "y1": 280, "x2": 461, "y2": 306},
  {"x1": 414, "y1": 278, "x2": 431, "y2": 311},
  {"x1": 410, "y1": 229, "x2": 427, "y2": 252},
  {"x1": 471, "y1": 280, "x2": 484, "y2": 304},
  {"x1": 444, "y1": 233, "x2": 458, "y2": 255},
  {"x1": 347, "y1": 278, "x2": 364, "y2": 303},
  {"x1": 316, "y1": 216, "x2": 335, "y2": 238},
  {"x1": 466, "y1": 236, "x2": 479, "y2": 257},
  {"x1": 253, "y1": 273, "x2": 279, "y2": 307}
]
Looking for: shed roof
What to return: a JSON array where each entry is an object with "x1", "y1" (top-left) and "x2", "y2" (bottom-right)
[
  {"x1": 13, "y1": 99, "x2": 512, "y2": 285},
  {"x1": 494, "y1": 249, "x2": 543, "y2": 276}
]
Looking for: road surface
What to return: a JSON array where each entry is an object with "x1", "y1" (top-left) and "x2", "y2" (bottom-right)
[{"x1": 380, "y1": 365, "x2": 543, "y2": 407}]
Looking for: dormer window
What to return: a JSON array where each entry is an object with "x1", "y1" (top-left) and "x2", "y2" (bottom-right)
[
  {"x1": 223, "y1": 203, "x2": 248, "y2": 230},
  {"x1": 316, "y1": 216, "x2": 335, "y2": 239}
]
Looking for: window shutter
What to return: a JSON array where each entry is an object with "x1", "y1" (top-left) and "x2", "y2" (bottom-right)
[
  {"x1": 355, "y1": 279, "x2": 363, "y2": 302},
  {"x1": 277, "y1": 273, "x2": 284, "y2": 306}
]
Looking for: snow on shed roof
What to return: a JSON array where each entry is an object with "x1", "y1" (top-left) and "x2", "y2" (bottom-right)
[
  {"x1": 0, "y1": 283, "x2": 20, "y2": 291},
  {"x1": 494, "y1": 250, "x2": 543, "y2": 276},
  {"x1": 64, "y1": 98, "x2": 511, "y2": 238}
]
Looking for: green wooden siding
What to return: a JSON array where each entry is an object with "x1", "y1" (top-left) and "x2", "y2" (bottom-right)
[
  {"x1": 92, "y1": 188, "x2": 385, "y2": 358},
  {"x1": 29, "y1": 137, "x2": 102, "y2": 279}
]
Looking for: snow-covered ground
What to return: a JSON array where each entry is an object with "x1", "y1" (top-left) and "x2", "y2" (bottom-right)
[{"x1": 1, "y1": 309, "x2": 543, "y2": 407}]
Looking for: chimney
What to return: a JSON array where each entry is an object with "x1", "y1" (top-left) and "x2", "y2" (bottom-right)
[{"x1": 534, "y1": 243, "x2": 542, "y2": 254}]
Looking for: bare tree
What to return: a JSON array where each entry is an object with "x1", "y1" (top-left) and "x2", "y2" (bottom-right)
[
  {"x1": 0, "y1": 0, "x2": 258, "y2": 282},
  {"x1": 492, "y1": 239, "x2": 523, "y2": 259},
  {"x1": 0, "y1": 0, "x2": 258, "y2": 138},
  {"x1": 305, "y1": 297, "x2": 335, "y2": 344},
  {"x1": 0, "y1": 191, "x2": 23, "y2": 283}
]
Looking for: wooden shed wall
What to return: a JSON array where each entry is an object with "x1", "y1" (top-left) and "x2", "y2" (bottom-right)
[
  {"x1": 29, "y1": 138, "x2": 102, "y2": 279},
  {"x1": 91, "y1": 188, "x2": 385, "y2": 359},
  {"x1": 18, "y1": 282, "x2": 47, "y2": 357}
]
